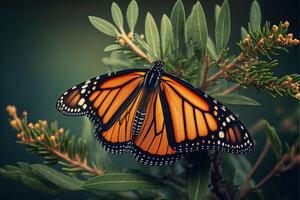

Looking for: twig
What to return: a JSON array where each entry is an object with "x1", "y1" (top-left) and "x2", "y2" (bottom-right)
[
  {"x1": 118, "y1": 33, "x2": 153, "y2": 64},
  {"x1": 51, "y1": 149, "x2": 103, "y2": 176},
  {"x1": 210, "y1": 151, "x2": 231, "y2": 200},
  {"x1": 7, "y1": 105, "x2": 104, "y2": 177},
  {"x1": 222, "y1": 83, "x2": 240, "y2": 96},
  {"x1": 200, "y1": 55, "x2": 211, "y2": 90},
  {"x1": 239, "y1": 140, "x2": 271, "y2": 199},
  {"x1": 206, "y1": 53, "x2": 244, "y2": 85}
]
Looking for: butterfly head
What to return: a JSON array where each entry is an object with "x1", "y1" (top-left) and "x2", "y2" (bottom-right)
[{"x1": 152, "y1": 60, "x2": 165, "y2": 69}]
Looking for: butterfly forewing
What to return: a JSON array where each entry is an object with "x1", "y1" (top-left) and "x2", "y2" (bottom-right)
[
  {"x1": 160, "y1": 73, "x2": 254, "y2": 154},
  {"x1": 56, "y1": 69, "x2": 147, "y2": 153}
]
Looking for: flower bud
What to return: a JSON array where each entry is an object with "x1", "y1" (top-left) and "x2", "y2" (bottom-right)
[
  {"x1": 118, "y1": 38, "x2": 126, "y2": 46},
  {"x1": 272, "y1": 25, "x2": 279, "y2": 32},
  {"x1": 283, "y1": 21, "x2": 289, "y2": 28},
  {"x1": 9, "y1": 120, "x2": 18, "y2": 129},
  {"x1": 6, "y1": 105, "x2": 17, "y2": 117},
  {"x1": 127, "y1": 32, "x2": 134, "y2": 40}
]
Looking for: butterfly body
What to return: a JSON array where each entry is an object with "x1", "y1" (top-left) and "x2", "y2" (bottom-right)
[{"x1": 57, "y1": 61, "x2": 254, "y2": 166}]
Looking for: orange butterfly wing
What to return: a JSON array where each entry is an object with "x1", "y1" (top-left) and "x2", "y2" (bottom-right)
[
  {"x1": 160, "y1": 74, "x2": 254, "y2": 154},
  {"x1": 57, "y1": 69, "x2": 146, "y2": 153},
  {"x1": 131, "y1": 90, "x2": 182, "y2": 166}
]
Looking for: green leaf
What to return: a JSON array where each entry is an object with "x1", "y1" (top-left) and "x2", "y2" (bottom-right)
[
  {"x1": 212, "y1": 94, "x2": 260, "y2": 106},
  {"x1": 263, "y1": 121, "x2": 283, "y2": 160},
  {"x1": 250, "y1": 0, "x2": 261, "y2": 31},
  {"x1": 171, "y1": 0, "x2": 186, "y2": 58},
  {"x1": 126, "y1": 0, "x2": 139, "y2": 32},
  {"x1": 215, "y1": 0, "x2": 231, "y2": 54},
  {"x1": 82, "y1": 173, "x2": 159, "y2": 192},
  {"x1": 104, "y1": 44, "x2": 122, "y2": 52},
  {"x1": 187, "y1": 156, "x2": 211, "y2": 200},
  {"x1": 20, "y1": 175, "x2": 57, "y2": 193},
  {"x1": 241, "y1": 26, "x2": 248, "y2": 38},
  {"x1": 0, "y1": 168, "x2": 21, "y2": 180},
  {"x1": 89, "y1": 16, "x2": 119, "y2": 37},
  {"x1": 229, "y1": 155, "x2": 254, "y2": 186},
  {"x1": 111, "y1": 2, "x2": 124, "y2": 32},
  {"x1": 145, "y1": 12, "x2": 161, "y2": 58},
  {"x1": 134, "y1": 33, "x2": 157, "y2": 60},
  {"x1": 190, "y1": 1, "x2": 208, "y2": 62},
  {"x1": 161, "y1": 14, "x2": 173, "y2": 58},
  {"x1": 32, "y1": 164, "x2": 83, "y2": 191},
  {"x1": 207, "y1": 36, "x2": 217, "y2": 60},
  {"x1": 214, "y1": 4, "x2": 221, "y2": 24}
]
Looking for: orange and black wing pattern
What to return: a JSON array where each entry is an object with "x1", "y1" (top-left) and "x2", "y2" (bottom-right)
[
  {"x1": 131, "y1": 90, "x2": 182, "y2": 166},
  {"x1": 160, "y1": 74, "x2": 254, "y2": 154},
  {"x1": 56, "y1": 69, "x2": 146, "y2": 153}
]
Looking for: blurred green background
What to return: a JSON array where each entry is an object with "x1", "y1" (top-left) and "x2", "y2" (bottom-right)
[{"x1": 0, "y1": 0, "x2": 298, "y2": 199}]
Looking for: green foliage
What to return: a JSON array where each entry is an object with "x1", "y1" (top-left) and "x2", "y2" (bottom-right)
[
  {"x1": 82, "y1": 173, "x2": 160, "y2": 192},
  {"x1": 170, "y1": 0, "x2": 186, "y2": 59},
  {"x1": 212, "y1": 94, "x2": 260, "y2": 106},
  {"x1": 126, "y1": 0, "x2": 138, "y2": 32},
  {"x1": 250, "y1": 0, "x2": 262, "y2": 31},
  {"x1": 32, "y1": 164, "x2": 83, "y2": 191},
  {"x1": 88, "y1": 16, "x2": 118, "y2": 37},
  {"x1": 215, "y1": 0, "x2": 231, "y2": 53},
  {"x1": 145, "y1": 12, "x2": 161, "y2": 58},
  {"x1": 187, "y1": 161, "x2": 210, "y2": 200},
  {"x1": 111, "y1": 2, "x2": 124, "y2": 32},
  {"x1": 263, "y1": 120, "x2": 283, "y2": 159}
]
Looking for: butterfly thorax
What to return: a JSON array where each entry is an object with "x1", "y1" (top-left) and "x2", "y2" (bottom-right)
[{"x1": 144, "y1": 61, "x2": 164, "y2": 91}]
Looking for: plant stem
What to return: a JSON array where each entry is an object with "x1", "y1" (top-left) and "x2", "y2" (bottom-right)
[
  {"x1": 210, "y1": 151, "x2": 231, "y2": 200},
  {"x1": 50, "y1": 148, "x2": 103, "y2": 176},
  {"x1": 206, "y1": 53, "x2": 244, "y2": 85},
  {"x1": 200, "y1": 55, "x2": 211, "y2": 90},
  {"x1": 254, "y1": 154, "x2": 287, "y2": 189},
  {"x1": 222, "y1": 83, "x2": 240, "y2": 95},
  {"x1": 239, "y1": 140, "x2": 271, "y2": 199},
  {"x1": 119, "y1": 33, "x2": 153, "y2": 64}
]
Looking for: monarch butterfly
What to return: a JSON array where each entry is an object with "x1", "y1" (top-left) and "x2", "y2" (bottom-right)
[{"x1": 56, "y1": 61, "x2": 254, "y2": 166}]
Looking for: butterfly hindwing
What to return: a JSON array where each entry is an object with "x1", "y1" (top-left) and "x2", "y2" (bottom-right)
[
  {"x1": 131, "y1": 89, "x2": 183, "y2": 166},
  {"x1": 160, "y1": 73, "x2": 254, "y2": 154},
  {"x1": 57, "y1": 69, "x2": 147, "y2": 153}
]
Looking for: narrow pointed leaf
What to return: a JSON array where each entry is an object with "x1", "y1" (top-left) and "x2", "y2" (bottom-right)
[
  {"x1": 207, "y1": 36, "x2": 217, "y2": 59},
  {"x1": 89, "y1": 16, "x2": 119, "y2": 37},
  {"x1": 134, "y1": 33, "x2": 157, "y2": 60},
  {"x1": 214, "y1": 4, "x2": 221, "y2": 24},
  {"x1": 241, "y1": 26, "x2": 248, "y2": 38},
  {"x1": 161, "y1": 14, "x2": 173, "y2": 58},
  {"x1": 250, "y1": 0, "x2": 261, "y2": 31},
  {"x1": 215, "y1": 0, "x2": 231, "y2": 53},
  {"x1": 111, "y1": 2, "x2": 124, "y2": 32},
  {"x1": 190, "y1": 1, "x2": 208, "y2": 62},
  {"x1": 20, "y1": 175, "x2": 57, "y2": 193},
  {"x1": 32, "y1": 164, "x2": 83, "y2": 190},
  {"x1": 187, "y1": 159, "x2": 210, "y2": 200},
  {"x1": 263, "y1": 121, "x2": 283, "y2": 160},
  {"x1": 145, "y1": 12, "x2": 160, "y2": 58},
  {"x1": 212, "y1": 94, "x2": 260, "y2": 106},
  {"x1": 82, "y1": 173, "x2": 160, "y2": 191},
  {"x1": 104, "y1": 44, "x2": 122, "y2": 52},
  {"x1": 127, "y1": 0, "x2": 138, "y2": 32},
  {"x1": 171, "y1": 0, "x2": 186, "y2": 58}
]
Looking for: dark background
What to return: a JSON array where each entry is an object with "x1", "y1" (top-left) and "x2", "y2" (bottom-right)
[{"x1": 0, "y1": 0, "x2": 299, "y2": 199}]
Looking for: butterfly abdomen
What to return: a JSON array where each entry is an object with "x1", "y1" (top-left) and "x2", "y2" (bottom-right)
[{"x1": 132, "y1": 110, "x2": 146, "y2": 137}]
